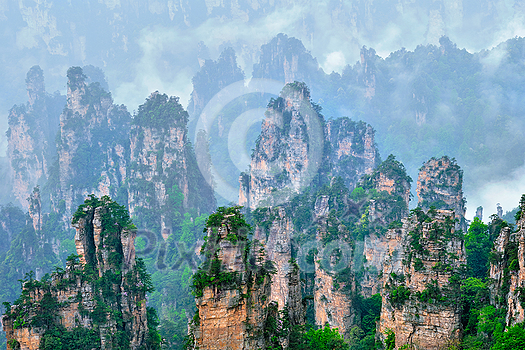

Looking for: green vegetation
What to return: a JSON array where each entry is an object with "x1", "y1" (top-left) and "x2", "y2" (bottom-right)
[
  {"x1": 465, "y1": 217, "x2": 491, "y2": 278},
  {"x1": 133, "y1": 92, "x2": 188, "y2": 129},
  {"x1": 3, "y1": 197, "x2": 161, "y2": 350},
  {"x1": 263, "y1": 306, "x2": 349, "y2": 350},
  {"x1": 191, "y1": 206, "x2": 275, "y2": 298}
]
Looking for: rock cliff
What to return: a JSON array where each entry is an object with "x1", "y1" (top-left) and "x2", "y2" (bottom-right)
[
  {"x1": 7, "y1": 66, "x2": 63, "y2": 211},
  {"x1": 417, "y1": 156, "x2": 466, "y2": 229},
  {"x1": 252, "y1": 33, "x2": 322, "y2": 86},
  {"x1": 188, "y1": 47, "x2": 245, "y2": 118},
  {"x1": 239, "y1": 82, "x2": 325, "y2": 209},
  {"x1": 313, "y1": 195, "x2": 355, "y2": 339},
  {"x1": 378, "y1": 208, "x2": 466, "y2": 349},
  {"x1": 190, "y1": 207, "x2": 278, "y2": 349},
  {"x1": 2, "y1": 196, "x2": 157, "y2": 350},
  {"x1": 239, "y1": 82, "x2": 379, "y2": 210},
  {"x1": 252, "y1": 207, "x2": 295, "y2": 311},
  {"x1": 56, "y1": 67, "x2": 131, "y2": 221},
  {"x1": 128, "y1": 91, "x2": 215, "y2": 235},
  {"x1": 489, "y1": 197, "x2": 525, "y2": 326}
]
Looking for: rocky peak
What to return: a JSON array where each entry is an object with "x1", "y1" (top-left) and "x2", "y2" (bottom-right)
[
  {"x1": 239, "y1": 82, "x2": 324, "y2": 209},
  {"x1": 378, "y1": 208, "x2": 466, "y2": 349},
  {"x1": 28, "y1": 187, "x2": 42, "y2": 233},
  {"x1": 240, "y1": 83, "x2": 379, "y2": 210},
  {"x1": 65, "y1": 66, "x2": 88, "y2": 115},
  {"x1": 57, "y1": 66, "x2": 131, "y2": 221},
  {"x1": 190, "y1": 207, "x2": 276, "y2": 349},
  {"x1": 490, "y1": 195, "x2": 525, "y2": 326},
  {"x1": 25, "y1": 66, "x2": 45, "y2": 109},
  {"x1": 188, "y1": 47, "x2": 245, "y2": 117},
  {"x1": 359, "y1": 46, "x2": 377, "y2": 99},
  {"x1": 7, "y1": 66, "x2": 62, "y2": 210},
  {"x1": 417, "y1": 156, "x2": 466, "y2": 229},
  {"x1": 128, "y1": 92, "x2": 215, "y2": 235},
  {"x1": 2, "y1": 196, "x2": 155, "y2": 350},
  {"x1": 324, "y1": 117, "x2": 380, "y2": 190},
  {"x1": 252, "y1": 33, "x2": 320, "y2": 85},
  {"x1": 73, "y1": 195, "x2": 136, "y2": 275}
]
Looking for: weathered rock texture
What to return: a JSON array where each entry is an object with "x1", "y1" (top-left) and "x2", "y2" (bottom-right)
[
  {"x1": 378, "y1": 209, "x2": 466, "y2": 349},
  {"x1": 359, "y1": 47, "x2": 377, "y2": 100},
  {"x1": 128, "y1": 91, "x2": 215, "y2": 235},
  {"x1": 489, "y1": 203, "x2": 525, "y2": 326},
  {"x1": 312, "y1": 195, "x2": 355, "y2": 339},
  {"x1": 417, "y1": 156, "x2": 466, "y2": 229},
  {"x1": 2, "y1": 196, "x2": 151, "y2": 350},
  {"x1": 324, "y1": 117, "x2": 380, "y2": 191},
  {"x1": 7, "y1": 66, "x2": 63, "y2": 210},
  {"x1": 252, "y1": 33, "x2": 322, "y2": 86},
  {"x1": 188, "y1": 47, "x2": 245, "y2": 118},
  {"x1": 357, "y1": 154, "x2": 411, "y2": 297},
  {"x1": 253, "y1": 207, "x2": 294, "y2": 309},
  {"x1": 192, "y1": 212, "x2": 277, "y2": 350},
  {"x1": 239, "y1": 82, "x2": 325, "y2": 209},
  {"x1": 56, "y1": 67, "x2": 131, "y2": 220},
  {"x1": 361, "y1": 229, "x2": 403, "y2": 298},
  {"x1": 239, "y1": 82, "x2": 379, "y2": 210}
]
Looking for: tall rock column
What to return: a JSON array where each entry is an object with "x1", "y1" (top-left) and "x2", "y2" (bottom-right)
[
  {"x1": 7, "y1": 66, "x2": 62, "y2": 210},
  {"x1": 239, "y1": 82, "x2": 324, "y2": 209},
  {"x1": 128, "y1": 92, "x2": 215, "y2": 235},
  {"x1": 2, "y1": 196, "x2": 153, "y2": 350},
  {"x1": 190, "y1": 207, "x2": 275, "y2": 349},
  {"x1": 378, "y1": 209, "x2": 466, "y2": 349},
  {"x1": 239, "y1": 83, "x2": 380, "y2": 210},
  {"x1": 313, "y1": 195, "x2": 355, "y2": 339},
  {"x1": 252, "y1": 206, "x2": 304, "y2": 327},
  {"x1": 56, "y1": 66, "x2": 131, "y2": 220},
  {"x1": 417, "y1": 156, "x2": 466, "y2": 230},
  {"x1": 490, "y1": 196, "x2": 525, "y2": 326}
]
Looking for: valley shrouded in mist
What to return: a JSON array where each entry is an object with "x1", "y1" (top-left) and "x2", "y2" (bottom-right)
[{"x1": 2, "y1": 1, "x2": 525, "y2": 349}]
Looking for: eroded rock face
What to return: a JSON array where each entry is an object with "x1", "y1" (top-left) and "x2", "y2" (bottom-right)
[
  {"x1": 252, "y1": 33, "x2": 321, "y2": 85},
  {"x1": 378, "y1": 209, "x2": 466, "y2": 349},
  {"x1": 7, "y1": 66, "x2": 63, "y2": 210},
  {"x1": 356, "y1": 155, "x2": 411, "y2": 297},
  {"x1": 128, "y1": 92, "x2": 215, "y2": 234},
  {"x1": 253, "y1": 207, "x2": 293, "y2": 309},
  {"x1": 417, "y1": 156, "x2": 466, "y2": 229},
  {"x1": 313, "y1": 195, "x2": 355, "y2": 339},
  {"x1": 188, "y1": 47, "x2": 245, "y2": 118},
  {"x1": 57, "y1": 67, "x2": 131, "y2": 221},
  {"x1": 325, "y1": 117, "x2": 379, "y2": 190},
  {"x1": 489, "y1": 204, "x2": 525, "y2": 326},
  {"x1": 359, "y1": 47, "x2": 377, "y2": 100},
  {"x1": 192, "y1": 215, "x2": 274, "y2": 350},
  {"x1": 239, "y1": 82, "x2": 324, "y2": 209},
  {"x1": 2, "y1": 197, "x2": 150, "y2": 350},
  {"x1": 239, "y1": 82, "x2": 379, "y2": 210}
]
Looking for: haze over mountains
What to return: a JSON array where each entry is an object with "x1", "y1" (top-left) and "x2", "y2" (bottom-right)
[{"x1": 1, "y1": 0, "x2": 525, "y2": 216}]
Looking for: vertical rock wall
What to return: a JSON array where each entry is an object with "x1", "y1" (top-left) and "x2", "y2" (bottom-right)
[
  {"x1": 7, "y1": 66, "x2": 63, "y2": 210},
  {"x1": 239, "y1": 82, "x2": 379, "y2": 210},
  {"x1": 128, "y1": 92, "x2": 215, "y2": 234},
  {"x1": 417, "y1": 156, "x2": 466, "y2": 229},
  {"x1": 378, "y1": 210, "x2": 466, "y2": 349},
  {"x1": 239, "y1": 82, "x2": 324, "y2": 209},
  {"x1": 312, "y1": 195, "x2": 355, "y2": 339},
  {"x1": 56, "y1": 67, "x2": 131, "y2": 220},
  {"x1": 192, "y1": 215, "x2": 274, "y2": 350},
  {"x1": 490, "y1": 202, "x2": 525, "y2": 326},
  {"x1": 2, "y1": 197, "x2": 150, "y2": 350}
]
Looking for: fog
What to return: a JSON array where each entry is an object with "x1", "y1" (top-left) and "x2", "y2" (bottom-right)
[{"x1": 2, "y1": 0, "x2": 525, "y2": 217}]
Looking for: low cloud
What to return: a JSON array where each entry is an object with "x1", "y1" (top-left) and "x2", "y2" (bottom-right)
[{"x1": 465, "y1": 163, "x2": 525, "y2": 222}]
